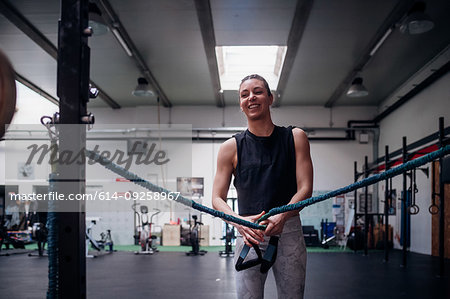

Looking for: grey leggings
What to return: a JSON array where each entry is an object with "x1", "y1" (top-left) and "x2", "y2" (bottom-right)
[{"x1": 234, "y1": 216, "x2": 307, "y2": 299}]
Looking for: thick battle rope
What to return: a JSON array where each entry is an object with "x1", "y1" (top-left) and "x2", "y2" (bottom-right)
[
  {"x1": 46, "y1": 137, "x2": 59, "y2": 299},
  {"x1": 84, "y1": 150, "x2": 264, "y2": 230},
  {"x1": 86, "y1": 145, "x2": 450, "y2": 230},
  {"x1": 257, "y1": 144, "x2": 450, "y2": 222},
  {"x1": 46, "y1": 173, "x2": 58, "y2": 299}
]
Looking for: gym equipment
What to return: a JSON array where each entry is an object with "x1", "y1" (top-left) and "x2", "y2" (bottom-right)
[
  {"x1": 85, "y1": 218, "x2": 114, "y2": 258},
  {"x1": 99, "y1": 230, "x2": 114, "y2": 252},
  {"x1": 429, "y1": 162, "x2": 439, "y2": 214},
  {"x1": 133, "y1": 204, "x2": 160, "y2": 255},
  {"x1": 407, "y1": 169, "x2": 420, "y2": 215},
  {"x1": 28, "y1": 212, "x2": 48, "y2": 257},
  {"x1": 0, "y1": 215, "x2": 28, "y2": 250},
  {"x1": 235, "y1": 236, "x2": 279, "y2": 273},
  {"x1": 2, "y1": 230, "x2": 31, "y2": 252},
  {"x1": 400, "y1": 190, "x2": 411, "y2": 248},
  {"x1": 320, "y1": 219, "x2": 337, "y2": 249},
  {"x1": 0, "y1": 49, "x2": 16, "y2": 138},
  {"x1": 86, "y1": 219, "x2": 100, "y2": 258},
  {"x1": 0, "y1": 216, "x2": 13, "y2": 251},
  {"x1": 302, "y1": 225, "x2": 320, "y2": 246},
  {"x1": 28, "y1": 187, "x2": 49, "y2": 257},
  {"x1": 235, "y1": 241, "x2": 263, "y2": 271},
  {"x1": 186, "y1": 215, "x2": 207, "y2": 256},
  {"x1": 219, "y1": 224, "x2": 235, "y2": 257},
  {"x1": 339, "y1": 207, "x2": 355, "y2": 250},
  {"x1": 0, "y1": 185, "x2": 30, "y2": 254},
  {"x1": 260, "y1": 237, "x2": 279, "y2": 274},
  {"x1": 219, "y1": 197, "x2": 236, "y2": 257},
  {"x1": 347, "y1": 227, "x2": 364, "y2": 251},
  {"x1": 132, "y1": 202, "x2": 140, "y2": 245}
]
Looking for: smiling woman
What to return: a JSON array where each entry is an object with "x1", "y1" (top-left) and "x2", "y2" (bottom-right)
[
  {"x1": 238, "y1": 74, "x2": 274, "y2": 123},
  {"x1": 212, "y1": 74, "x2": 313, "y2": 298},
  {"x1": 0, "y1": 49, "x2": 17, "y2": 138}
]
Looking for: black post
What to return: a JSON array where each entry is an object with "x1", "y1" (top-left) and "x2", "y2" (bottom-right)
[
  {"x1": 354, "y1": 161, "x2": 358, "y2": 253},
  {"x1": 438, "y1": 117, "x2": 445, "y2": 276},
  {"x1": 384, "y1": 145, "x2": 390, "y2": 262},
  {"x1": 401, "y1": 136, "x2": 408, "y2": 267},
  {"x1": 56, "y1": 0, "x2": 89, "y2": 298},
  {"x1": 364, "y1": 156, "x2": 369, "y2": 256}
]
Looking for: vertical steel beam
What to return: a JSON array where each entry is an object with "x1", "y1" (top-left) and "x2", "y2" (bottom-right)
[
  {"x1": 384, "y1": 145, "x2": 390, "y2": 262},
  {"x1": 401, "y1": 136, "x2": 408, "y2": 267},
  {"x1": 56, "y1": 0, "x2": 89, "y2": 297},
  {"x1": 353, "y1": 161, "x2": 358, "y2": 253},
  {"x1": 438, "y1": 117, "x2": 445, "y2": 276},
  {"x1": 364, "y1": 156, "x2": 368, "y2": 256}
]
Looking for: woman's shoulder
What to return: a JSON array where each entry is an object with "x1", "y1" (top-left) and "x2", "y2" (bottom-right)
[{"x1": 220, "y1": 137, "x2": 237, "y2": 154}]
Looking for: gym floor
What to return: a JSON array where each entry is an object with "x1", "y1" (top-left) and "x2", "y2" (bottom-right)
[{"x1": 1, "y1": 249, "x2": 449, "y2": 298}]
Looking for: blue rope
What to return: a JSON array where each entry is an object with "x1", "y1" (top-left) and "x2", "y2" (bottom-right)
[
  {"x1": 85, "y1": 145, "x2": 450, "y2": 230},
  {"x1": 257, "y1": 144, "x2": 450, "y2": 222},
  {"x1": 84, "y1": 150, "x2": 264, "y2": 230},
  {"x1": 46, "y1": 173, "x2": 58, "y2": 299}
]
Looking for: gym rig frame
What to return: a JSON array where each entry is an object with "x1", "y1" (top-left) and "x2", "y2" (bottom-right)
[{"x1": 353, "y1": 117, "x2": 449, "y2": 276}]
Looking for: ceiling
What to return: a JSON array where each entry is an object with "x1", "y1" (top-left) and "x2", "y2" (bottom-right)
[{"x1": 0, "y1": 0, "x2": 449, "y2": 110}]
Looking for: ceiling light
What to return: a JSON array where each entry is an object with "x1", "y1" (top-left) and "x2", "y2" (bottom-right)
[
  {"x1": 111, "y1": 27, "x2": 133, "y2": 57},
  {"x1": 132, "y1": 78, "x2": 154, "y2": 97},
  {"x1": 347, "y1": 77, "x2": 369, "y2": 98},
  {"x1": 88, "y1": 3, "x2": 108, "y2": 36},
  {"x1": 399, "y1": 2, "x2": 434, "y2": 35},
  {"x1": 369, "y1": 27, "x2": 393, "y2": 57}
]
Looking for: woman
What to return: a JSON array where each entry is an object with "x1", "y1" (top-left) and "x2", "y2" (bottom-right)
[{"x1": 212, "y1": 74, "x2": 313, "y2": 298}]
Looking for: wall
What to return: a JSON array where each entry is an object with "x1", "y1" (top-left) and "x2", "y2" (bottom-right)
[
  {"x1": 90, "y1": 104, "x2": 377, "y2": 129},
  {"x1": 0, "y1": 82, "x2": 58, "y2": 183},
  {"x1": 378, "y1": 72, "x2": 450, "y2": 255}
]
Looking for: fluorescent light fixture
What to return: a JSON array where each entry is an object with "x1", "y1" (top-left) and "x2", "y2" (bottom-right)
[
  {"x1": 111, "y1": 28, "x2": 133, "y2": 57},
  {"x1": 216, "y1": 45, "x2": 287, "y2": 90},
  {"x1": 370, "y1": 27, "x2": 393, "y2": 57}
]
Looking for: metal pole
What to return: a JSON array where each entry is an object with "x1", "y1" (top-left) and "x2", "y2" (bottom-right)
[
  {"x1": 438, "y1": 117, "x2": 445, "y2": 276},
  {"x1": 56, "y1": 0, "x2": 89, "y2": 297},
  {"x1": 354, "y1": 161, "x2": 358, "y2": 253},
  {"x1": 384, "y1": 145, "x2": 390, "y2": 262},
  {"x1": 402, "y1": 136, "x2": 408, "y2": 267},
  {"x1": 364, "y1": 155, "x2": 368, "y2": 256}
]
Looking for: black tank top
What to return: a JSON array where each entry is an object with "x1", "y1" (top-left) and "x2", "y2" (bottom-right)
[{"x1": 233, "y1": 126, "x2": 297, "y2": 216}]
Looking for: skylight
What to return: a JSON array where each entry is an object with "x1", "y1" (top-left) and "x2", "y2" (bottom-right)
[{"x1": 216, "y1": 45, "x2": 287, "y2": 91}]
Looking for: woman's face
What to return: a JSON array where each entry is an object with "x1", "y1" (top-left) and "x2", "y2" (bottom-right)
[{"x1": 239, "y1": 78, "x2": 273, "y2": 121}]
